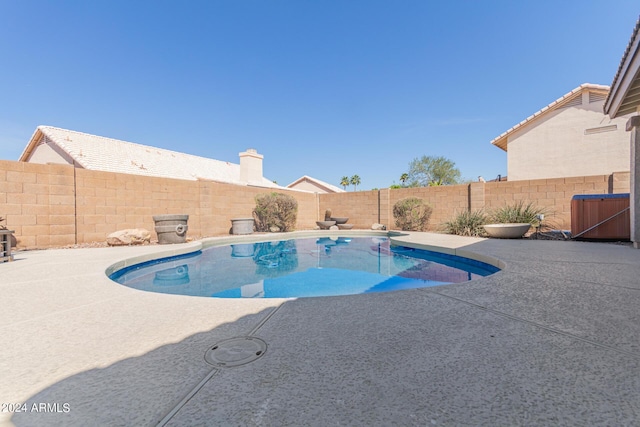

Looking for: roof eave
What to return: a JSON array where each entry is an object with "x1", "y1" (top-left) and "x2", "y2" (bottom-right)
[
  {"x1": 604, "y1": 17, "x2": 640, "y2": 118},
  {"x1": 491, "y1": 138, "x2": 508, "y2": 152},
  {"x1": 18, "y1": 127, "x2": 45, "y2": 161},
  {"x1": 490, "y1": 84, "x2": 609, "y2": 152},
  {"x1": 604, "y1": 49, "x2": 640, "y2": 118}
]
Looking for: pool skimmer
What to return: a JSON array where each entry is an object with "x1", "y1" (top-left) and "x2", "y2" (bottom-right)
[{"x1": 205, "y1": 336, "x2": 267, "y2": 367}]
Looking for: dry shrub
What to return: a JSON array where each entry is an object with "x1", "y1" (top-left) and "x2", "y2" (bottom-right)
[
  {"x1": 253, "y1": 193, "x2": 298, "y2": 232},
  {"x1": 393, "y1": 197, "x2": 433, "y2": 231}
]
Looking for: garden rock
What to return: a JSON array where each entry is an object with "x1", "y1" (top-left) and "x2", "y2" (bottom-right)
[
  {"x1": 107, "y1": 229, "x2": 151, "y2": 246},
  {"x1": 371, "y1": 223, "x2": 386, "y2": 230}
]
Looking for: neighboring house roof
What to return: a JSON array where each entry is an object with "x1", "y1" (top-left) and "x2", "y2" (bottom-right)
[
  {"x1": 19, "y1": 126, "x2": 280, "y2": 188},
  {"x1": 491, "y1": 83, "x2": 610, "y2": 151},
  {"x1": 604, "y1": 16, "x2": 640, "y2": 118},
  {"x1": 286, "y1": 175, "x2": 345, "y2": 193}
]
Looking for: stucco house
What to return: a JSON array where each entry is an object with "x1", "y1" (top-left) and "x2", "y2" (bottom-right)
[
  {"x1": 286, "y1": 175, "x2": 345, "y2": 193},
  {"x1": 604, "y1": 16, "x2": 640, "y2": 248},
  {"x1": 19, "y1": 126, "x2": 280, "y2": 188},
  {"x1": 491, "y1": 83, "x2": 632, "y2": 181}
]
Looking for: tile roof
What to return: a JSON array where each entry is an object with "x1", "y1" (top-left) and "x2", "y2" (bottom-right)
[
  {"x1": 490, "y1": 83, "x2": 610, "y2": 151},
  {"x1": 20, "y1": 126, "x2": 280, "y2": 188}
]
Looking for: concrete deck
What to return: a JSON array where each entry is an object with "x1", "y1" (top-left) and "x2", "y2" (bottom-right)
[{"x1": 2, "y1": 231, "x2": 640, "y2": 426}]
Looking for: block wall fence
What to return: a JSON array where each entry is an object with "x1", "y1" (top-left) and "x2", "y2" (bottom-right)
[
  {"x1": 320, "y1": 172, "x2": 630, "y2": 232},
  {"x1": 0, "y1": 160, "x2": 631, "y2": 249},
  {"x1": 0, "y1": 160, "x2": 318, "y2": 249}
]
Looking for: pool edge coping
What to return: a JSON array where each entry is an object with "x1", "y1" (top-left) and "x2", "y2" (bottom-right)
[{"x1": 105, "y1": 230, "x2": 505, "y2": 278}]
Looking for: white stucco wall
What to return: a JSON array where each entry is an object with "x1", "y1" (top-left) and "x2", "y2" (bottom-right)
[
  {"x1": 239, "y1": 149, "x2": 264, "y2": 185},
  {"x1": 507, "y1": 98, "x2": 631, "y2": 181},
  {"x1": 288, "y1": 180, "x2": 330, "y2": 193},
  {"x1": 26, "y1": 138, "x2": 73, "y2": 165}
]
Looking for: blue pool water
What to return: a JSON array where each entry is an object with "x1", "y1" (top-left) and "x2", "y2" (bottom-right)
[{"x1": 110, "y1": 236, "x2": 499, "y2": 298}]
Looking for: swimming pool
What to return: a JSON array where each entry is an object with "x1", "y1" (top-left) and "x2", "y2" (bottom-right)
[{"x1": 110, "y1": 236, "x2": 500, "y2": 298}]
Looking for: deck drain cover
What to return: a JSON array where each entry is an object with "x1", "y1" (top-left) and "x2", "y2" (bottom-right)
[{"x1": 205, "y1": 337, "x2": 267, "y2": 367}]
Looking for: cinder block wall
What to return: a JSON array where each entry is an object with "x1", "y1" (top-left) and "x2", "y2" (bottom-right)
[
  {"x1": 319, "y1": 191, "x2": 381, "y2": 229},
  {"x1": 387, "y1": 185, "x2": 471, "y2": 230},
  {"x1": 483, "y1": 174, "x2": 627, "y2": 229},
  {"x1": 0, "y1": 161, "x2": 76, "y2": 247},
  {"x1": 319, "y1": 184, "x2": 478, "y2": 232},
  {"x1": 319, "y1": 172, "x2": 630, "y2": 232},
  {"x1": 75, "y1": 169, "x2": 202, "y2": 243},
  {"x1": 0, "y1": 158, "x2": 631, "y2": 249},
  {"x1": 198, "y1": 181, "x2": 317, "y2": 236},
  {"x1": 0, "y1": 160, "x2": 318, "y2": 249}
]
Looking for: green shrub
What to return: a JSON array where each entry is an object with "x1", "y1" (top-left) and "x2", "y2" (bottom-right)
[
  {"x1": 393, "y1": 197, "x2": 433, "y2": 231},
  {"x1": 253, "y1": 193, "x2": 298, "y2": 232},
  {"x1": 489, "y1": 200, "x2": 547, "y2": 226},
  {"x1": 444, "y1": 210, "x2": 488, "y2": 237}
]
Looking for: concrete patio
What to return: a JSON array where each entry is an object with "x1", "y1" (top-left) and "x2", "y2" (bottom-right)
[{"x1": 1, "y1": 231, "x2": 640, "y2": 426}]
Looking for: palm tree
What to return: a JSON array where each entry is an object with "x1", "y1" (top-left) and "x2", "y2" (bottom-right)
[
  {"x1": 350, "y1": 174, "x2": 361, "y2": 191},
  {"x1": 400, "y1": 173, "x2": 409, "y2": 186},
  {"x1": 340, "y1": 176, "x2": 350, "y2": 190}
]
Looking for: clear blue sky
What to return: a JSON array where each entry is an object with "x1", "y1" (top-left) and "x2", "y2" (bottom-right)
[{"x1": 1, "y1": 1, "x2": 638, "y2": 190}]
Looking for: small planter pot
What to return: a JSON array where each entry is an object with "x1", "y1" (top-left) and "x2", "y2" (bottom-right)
[
  {"x1": 231, "y1": 218, "x2": 255, "y2": 235},
  {"x1": 316, "y1": 221, "x2": 336, "y2": 230},
  {"x1": 153, "y1": 214, "x2": 189, "y2": 244},
  {"x1": 483, "y1": 223, "x2": 531, "y2": 239},
  {"x1": 330, "y1": 217, "x2": 349, "y2": 225}
]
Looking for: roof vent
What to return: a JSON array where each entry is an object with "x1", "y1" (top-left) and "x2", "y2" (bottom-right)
[
  {"x1": 584, "y1": 125, "x2": 618, "y2": 135},
  {"x1": 559, "y1": 96, "x2": 583, "y2": 109}
]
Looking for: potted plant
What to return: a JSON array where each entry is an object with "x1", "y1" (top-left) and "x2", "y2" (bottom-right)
[{"x1": 483, "y1": 201, "x2": 547, "y2": 239}]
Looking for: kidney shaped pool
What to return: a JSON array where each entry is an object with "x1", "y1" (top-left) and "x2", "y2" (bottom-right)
[{"x1": 109, "y1": 236, "x2": 500, "y2": 298}]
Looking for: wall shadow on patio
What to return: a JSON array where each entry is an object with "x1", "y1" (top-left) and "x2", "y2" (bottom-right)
[{"x1": 10, "y1": 305, "x2": 282, "y2": 427}]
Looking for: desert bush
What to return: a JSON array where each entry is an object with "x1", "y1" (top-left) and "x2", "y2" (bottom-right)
[
  {"x1": 444, "y1": 210, "x2": 488, "y2": 237},
  {"x1": 253, "y1": 193, "x2": 298, "y2": 232},
  {"x1": 0, "y1": 216, "x2": 6, "y2": 230},
  {"x1": 393, "y1": 197, "x2": 433, "y2": 231},
  {"x1": 489, "y1": 200, "x2": 548, "y2": 226}
]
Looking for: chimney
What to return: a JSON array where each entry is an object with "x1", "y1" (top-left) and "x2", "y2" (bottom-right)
[{"x1": 239, "y1": 148, "x2": 263, "y2": 184}]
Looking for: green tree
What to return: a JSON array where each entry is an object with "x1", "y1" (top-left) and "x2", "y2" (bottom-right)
[
  {"x1": 340, "y1": 176, "x2": 350, "y2": 190},
  {"x1": 400, "y1": 173, "x2": 409, "y2": 187},
  {"x1": 406, "y1": 155, "x2": 461, "y2": 187},
  {"x1": 350, "y1": 174, "x2": 361, "y2": 191}
]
